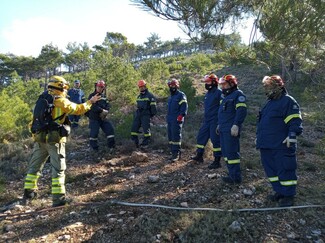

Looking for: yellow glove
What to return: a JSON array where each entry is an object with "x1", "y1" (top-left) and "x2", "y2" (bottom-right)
[
  {"x1": 231, "y1": 125, "x2": 239, "y2": 137},
  {"x1": 100, "y1": 109, "x2": 109, "y2": 120},
  {"x1": 282, "y1": 136, "x2": 297, "y2": 148}
]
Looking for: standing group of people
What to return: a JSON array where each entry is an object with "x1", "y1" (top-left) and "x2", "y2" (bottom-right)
[
  {"x1": 23, "y1": 73, "x2": 302, "y2": 208},
  {"x1": 128, "y1": 73, "x2": 303, "y2": 207},
  {"x1": 191, "y1": 74, "x2": 247, "y2": 185}
]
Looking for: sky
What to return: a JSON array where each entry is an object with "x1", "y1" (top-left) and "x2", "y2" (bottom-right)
[{"x1": 0, "y1": 0, "x2": 258, "y2": 57}]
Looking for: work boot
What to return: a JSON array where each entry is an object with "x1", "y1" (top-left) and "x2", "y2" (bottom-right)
[
  {"x1": 132, "y1": 136, "x2": 139, "y2": 148},
  {"x1": 140, "y1": 138, "x2": 150, "y2": 147},
  {"x1": 266, "y1": 192, "x2": 284, "y2": 202},
  {"x1": 170, "y1": 152, "x2": 181, "y2": 162},
  {"x1": 23, "y1": 189, "x2": 37, "y2": 200},
  {"x1": 52, "y1": 194, "x2": 72, "y2": 207},
  {"x1": 135, "y1": 142, "x2": 139, "y2": 148},
  {"x1": 278, "y1": 196, "x2": 294, "y2": 207},
  {"x1": 191, "y1": 152, "x2": 204, "y2": 163},
  {"x1": 222, "y1": 176, "x2": 241, "y2": 184},
  {"x1": 208, "y1": 157, "x2": 221, "y2": 169}
]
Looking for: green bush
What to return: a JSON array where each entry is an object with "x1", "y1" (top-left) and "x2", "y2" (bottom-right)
[
  {"x1": 185, "y1": 53, "x2": 212, "y2": 74},
  {"x1": 91, "y1": 51, "x2": 139, "y2": 106},
  {"x1": 0, "y1": 90, "x2": 32, "y2": 141},
  {"x1": 138, "y1": 59, "x2": 170, "y2": 98},
  {"x1": 179, "y1": 75, "x2": 198, "y2": 113},
  {"x1": 4, "y1": 79, "x2": 43, "y2": 108}
]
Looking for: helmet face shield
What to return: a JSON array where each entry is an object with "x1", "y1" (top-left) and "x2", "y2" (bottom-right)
[{"x1": 48, "y1": 76, "x2": 69, "y2": 91}]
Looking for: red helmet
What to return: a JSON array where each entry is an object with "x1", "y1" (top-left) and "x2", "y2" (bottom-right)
[
  {"x1": 167, "y1": 78, "x2": 180, "y2": 88},
  {"x1": 137, "y1": 80, "x2": 146, "y2": 87},
  {"x1": 219, "y1": 74, "x2": 237, "y2": 86},
  {"x1": 204, "y1": 73, "x2": 218, "y2": 83},
  {"x1": 262, "y1": 75, "x2": 284, "y2": 87},
  {"x1": 96, "y1": 80, "x2": 106, "y2": 87}
]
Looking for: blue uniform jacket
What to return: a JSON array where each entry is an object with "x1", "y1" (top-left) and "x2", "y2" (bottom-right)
[
  {"x1": 136, "y1": 89, "x2": 157, "y2": 116},
  {"x1": 256, "y1": 93, "x2": 303, "y2": 149},
  {"x1": 67, "y1": 88, "x2": 85, "y2": 104},
  {"x1": 218, "y1": 89, "x2": 247, "y2": 132},
  {"x1": 87, "y1": 92, "x2": 110, "y2": 120},
  {"x1": 204, "y1": 86, "x2": 222, "y2": 122},
  {"x1": 167, "y1": 90, "x2": 188, "y2": 122}
]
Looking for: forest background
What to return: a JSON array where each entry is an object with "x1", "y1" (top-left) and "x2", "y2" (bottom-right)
[{"x1": 0, "y1": 0, "x2": 324, "y2": 242}]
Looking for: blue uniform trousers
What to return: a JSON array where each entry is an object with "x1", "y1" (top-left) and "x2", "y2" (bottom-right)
[
  {"x1": 196, "y1": 120, "x2": 221, "y2": 157},
  {"x1": 260, "y1": 149, "x2": 297, "y2": 196},
  {"x1": 220, "y1": 131, "x2": 241, "y2": 181},
  {"x1": 131, "y1": 113, "x2": 151, "y2": 145},
  {"x1": 167, "y1": 121, "x2": 182, "y2": 153},
  {"x1": 89, "y1": 119, "x2": 115, "y2": 150}
]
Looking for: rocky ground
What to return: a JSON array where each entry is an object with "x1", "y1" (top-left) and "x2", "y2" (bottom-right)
[
  {"x1": 1, "y1": 66, "x2": 324, "y2": 242},
  {"x1": 0, "y1": 137, "x2": 324, "y2": 242}
]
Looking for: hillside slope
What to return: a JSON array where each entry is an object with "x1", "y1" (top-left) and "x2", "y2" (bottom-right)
[{"x1": 1, "y1": 65, "x2": 324, "y2": 242}]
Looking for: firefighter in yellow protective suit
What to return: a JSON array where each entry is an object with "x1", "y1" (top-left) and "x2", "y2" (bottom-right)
[{"x1": 23, "y1": 76, "x2": 100, "y2": 207}]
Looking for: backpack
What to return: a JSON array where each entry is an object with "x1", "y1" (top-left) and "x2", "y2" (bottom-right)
[{"x1": 31, "y1": 91, "x2": 65, "y2": 134}]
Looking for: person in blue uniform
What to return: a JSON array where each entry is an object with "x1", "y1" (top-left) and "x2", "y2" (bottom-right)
[
  {"x1": 167, "y1": 78, "x2": 188, "y2": 162},
  {"x1": 87, "y1": 80, "x2": 115, "y2": 152},
  {"x1": 191, "y1": 73, "x2": 223, "y2": 169},
  {"x1": 67, "y1": 80, "x2": 85, "y2": 128},
  {"x1": 256, "y1": 75, "x2": 303, "y2": 207},
  {"x1": 131, "y1": 80, "x2": 157, "y2": 148},
  {"x1": 218, "y1": 74, "x2": 247, "y2": 184}
]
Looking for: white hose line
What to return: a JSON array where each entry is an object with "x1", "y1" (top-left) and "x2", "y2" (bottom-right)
[{"x1": 111, "y1": 200, "x2": 325, "y2": 212}]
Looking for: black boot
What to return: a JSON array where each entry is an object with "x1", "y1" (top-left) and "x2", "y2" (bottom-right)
[
  {"x1": 140, "y1": 137, "x2": 150, "y2": 148},
  {"x1": 278, "y1": 196, "x2": 294, "y2": 207},
  {"x1": 52, "y1": 194, "x2": 72, "y2": 207},
  {"x1": 170, "y1": 151, "x2": 181, "y2": 162},
  {"x1": 266, "y1": 192, "x2": 284, "y2": 202},
  {"x1": 222, "y1": 176, "x2": 242, "y2": 184},
  {"x1": 208, "y1": 157, "x2": 221, "y2": 169},
  {"x1": 191, "y1": 152, "x2": 204, "y2": 163},
  {"x1": 23, "y1": 189, "x2": 37, "y2": 200},
  {"x1": 132, "y1": 136, "x2": 139, "y2": 148}
]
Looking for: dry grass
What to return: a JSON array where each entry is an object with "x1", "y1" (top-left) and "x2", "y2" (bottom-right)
[{"x1": 1, "y1": 65, "x2": 325, "y2": 242}]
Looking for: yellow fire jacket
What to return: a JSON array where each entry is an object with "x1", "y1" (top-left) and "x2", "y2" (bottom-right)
[{"x1": 33, "y1": 90, "x2": 93, "y2": 143}]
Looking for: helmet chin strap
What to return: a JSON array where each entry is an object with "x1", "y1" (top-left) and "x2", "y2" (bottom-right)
[{"x1": 265, "y1": 86, "x2": 283, "y2": 99}]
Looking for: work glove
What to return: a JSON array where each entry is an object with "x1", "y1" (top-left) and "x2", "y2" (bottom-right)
[
  {"x1": 177, "y1": 115, "x2": 184, "y2": 124},
  {"x1": 99, "y1": 109, "x2": 109, "y2": 120},
  {"x1": 231, "y1": 125, "x2": 239, "y2": 137},
  {"x1": 216, "y1": 125, "x2": 220, "y2": 135},
  {"x1": 282, "y1": 133, "x2": 297, "y2": 148}
]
